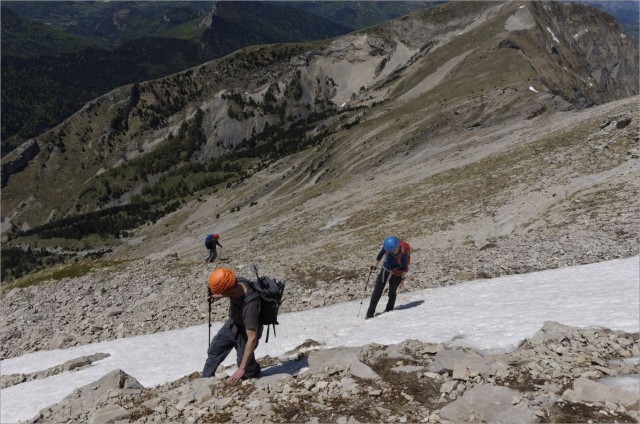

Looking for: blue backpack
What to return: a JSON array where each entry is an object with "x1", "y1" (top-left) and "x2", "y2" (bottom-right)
[{"x1": 204, "y1": 234, "x2": 215, "y2": 249}]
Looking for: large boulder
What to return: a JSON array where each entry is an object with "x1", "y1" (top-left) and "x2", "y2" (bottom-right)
[
  {"x1": 31, "y1": 369, "x2": 143, "y2": 423},
  {"x1": 308, "y1": 346, "x2": 380, "y2": 380},
  {"x1": 439, "y1": 384, "x2": 537, "y2": 423},
  {"x1": 562, "y1": 377, "x2": 640, "y2": 410}
]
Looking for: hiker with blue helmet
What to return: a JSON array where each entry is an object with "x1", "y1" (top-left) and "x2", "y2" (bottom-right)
[
  {"x1": 204, "y1": 234, "x2": 222, "y2": 263},
  {"x1": 366, "y1": 236, "x2": 411, "y2": 319}
]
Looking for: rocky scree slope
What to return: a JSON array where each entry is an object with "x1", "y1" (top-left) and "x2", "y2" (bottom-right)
[
  {"x1": 1, "y1": 96, "x2": 638, "y2": 360},
  {"x1": 21, "y1": 322, "x2": 640, "y2": 423}
]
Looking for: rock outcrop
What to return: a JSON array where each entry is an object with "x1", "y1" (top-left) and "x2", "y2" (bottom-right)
[
  {"x1": 28, "y1": 322, "x2": 639, "y2": 423},
  {"x1": 1, "y1": 139, "x2": 39, "y2": 188}
]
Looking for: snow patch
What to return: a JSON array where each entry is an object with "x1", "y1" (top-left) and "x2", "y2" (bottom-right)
[
  {"x1": 547, "y1": 26, "x2": 560, "y2": 43},
  {"x1": 529, "y1": 86, "x2": 538, "y2": 93},
  {"x1": 599, "y1": 375, "x2": 640, "y2": 395},
  {"x1": 574, "y1": 29, "x2": 588, "y2": 39}
]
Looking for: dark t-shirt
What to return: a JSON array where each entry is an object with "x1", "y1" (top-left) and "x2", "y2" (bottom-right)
[{"x1": 230, "y1": 281, "x2": 261, "y2": 330}]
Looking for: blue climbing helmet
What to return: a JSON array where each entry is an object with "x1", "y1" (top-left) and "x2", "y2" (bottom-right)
[{"x1": 383, "y1": 236, "x2": 399, "y2": 252}]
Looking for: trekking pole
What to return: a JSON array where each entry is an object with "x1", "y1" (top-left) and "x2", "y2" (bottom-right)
[
  {"x1": 357, "y1": 268, "x2": 374, "y2": 317},
  {"x1": 207, "y1": 287, "x2": 212, "y2": 347},
  {"x1": 218, "y1": 246, "x2": 223, "y2": 262}
]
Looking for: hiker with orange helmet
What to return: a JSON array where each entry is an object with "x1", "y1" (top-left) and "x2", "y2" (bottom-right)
[
  {"x1": 202, "y1": 267, "x2": 262, "y2": 383},
  {"x1": 366, "y1": 236, "x2": 411, "y2": 319},
  {"x1": 204, "y1": 234, "x2": 222, "y2": 263}
]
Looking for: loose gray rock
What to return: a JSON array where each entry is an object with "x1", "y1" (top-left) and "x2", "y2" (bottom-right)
[
  {"x1": 439, "y1": 384, "x2": 537, "y2": 423},
  {"x1": 308, "y1": 346, "x2": 380, "y2": 380}
]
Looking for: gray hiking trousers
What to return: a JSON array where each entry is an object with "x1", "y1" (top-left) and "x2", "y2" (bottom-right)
[
  {"x1": 366, "y1": 268, "x2": 402, "y2": 319},
  {"x1": 206, "y1": 248, "x2": 217, "y2": 262},
  {"x1": 202, "y1": 319, "x2": 261, "y2": 378}
]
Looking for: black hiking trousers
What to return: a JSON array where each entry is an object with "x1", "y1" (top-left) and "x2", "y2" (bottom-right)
[
  {"x1": 202, "y1": 319, "x2": 261, "y2": 378},
  {"x1": 366, "y1": 268, "x2": 402, "y2": 319}
]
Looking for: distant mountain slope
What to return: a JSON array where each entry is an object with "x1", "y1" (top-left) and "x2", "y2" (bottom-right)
[
  {"x1": 1, "y1": 1, "x2": 638, "y2": 283},
  {"x1": 202, "y1": 1, "x2": 350, "y2": 58},
  {"x1": 0, "y1": 2, "x2": 350, "y2": 153},
  {"x1": 286, "y1": 1, "x2": 442, "y2": 30},
  {"x1": 577, "y1": 1, "x2": 639, "y2": 41},
  {"x1": 0, "y1": 7, "x2": 104, "y2": 57},
  {"x1": 1, "y1": 1, "x2": 213, "y2": 45},
  {"x1": 1, "y1": 36, "x2": 206, "y2": 154},
  {"x1": 1, "y1": 1, "x2": 440, "y2": 150},
  {"x1": 2, "y1": 1, "x2": 438, "y2": 45}
]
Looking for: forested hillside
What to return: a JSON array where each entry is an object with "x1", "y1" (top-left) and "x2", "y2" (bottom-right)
[
  {"x1": 2, "y1": 1, "x2": 437, "y2": 154},
  {"x1": 0, "y1": 2, "x2": 349, "y2": 153}
]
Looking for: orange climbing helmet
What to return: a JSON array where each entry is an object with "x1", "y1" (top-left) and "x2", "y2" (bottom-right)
[{"x1": 208, "y1": 267, "x2": 237, "y2": 294}]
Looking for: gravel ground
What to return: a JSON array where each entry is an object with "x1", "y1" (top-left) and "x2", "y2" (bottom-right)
[{"x1": 2, "y1": 97, "x2": 638, "y2": 360}]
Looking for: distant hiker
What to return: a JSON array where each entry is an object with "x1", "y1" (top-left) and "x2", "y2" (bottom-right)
[
  {"x1": 366, "y1": 236, "x2": 411, "y2": 319},
  {"x1": 202, "y1": 267, "x2": 262, "y2": 383},
  {"x1": 204, "y1": 234, "x2": 222, "y2": 263}
]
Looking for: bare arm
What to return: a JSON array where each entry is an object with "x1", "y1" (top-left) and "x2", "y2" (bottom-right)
[{"x1": 227, "y1": 328, "x2": 258, "y2": 384}]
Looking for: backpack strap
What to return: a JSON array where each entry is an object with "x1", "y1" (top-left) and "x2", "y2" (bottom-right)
[
  {"x1": 265, "y1": 323, "x2": 274, "y2": 343},
  {"x1": 237, "y1": 279, "x2": 259, "y2": 304},
  {"x1": 239, "y1": 280, "x2": 272, "y2": 341},
  {"x1": 244, "y1": 291, "x2": 260, "y2": 303}
]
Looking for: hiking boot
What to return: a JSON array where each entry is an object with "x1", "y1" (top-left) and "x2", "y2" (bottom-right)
[
  {"x1": 242, "y1": 371, "x2": 261, "y2": 380},
  {"x1": 242, "y1": 365, "x2": 262, "y2": 380}
]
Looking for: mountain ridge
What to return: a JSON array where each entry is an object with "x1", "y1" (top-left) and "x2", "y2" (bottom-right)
[
  {"x1": 2, "y1": 3, "x2": 637, "y2": 286},
  {"x1": 1, "y1": 1, "x2": 440, "y2": 148},
  {"x1": 1, "y1": 0, "x2": 638, "y2": 352},
  {"x1": 2, "y1": 1, "x2": 636, "y2": 236}
]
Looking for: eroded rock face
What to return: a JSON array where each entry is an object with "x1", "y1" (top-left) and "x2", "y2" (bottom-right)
[
  {"x1": 27, "y1": 323, "x2": 639, "y2": 424},
  {"x1": 1, "y1": 139, "x2": 39, "y2": 188},
  {"x1": 510, "y1": 2, "x2": 639, "y2": 106}
]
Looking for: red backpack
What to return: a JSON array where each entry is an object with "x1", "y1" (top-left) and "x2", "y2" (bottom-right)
[
  {"x1": 389, "y1": 240, "x2": 410, "y2": 275},
  {"x1": 398, "y1": 240, "x2": 411, "y2": 266},
  {"x1": 398, "y1": 240, "x2": 411, "y2": 267}
]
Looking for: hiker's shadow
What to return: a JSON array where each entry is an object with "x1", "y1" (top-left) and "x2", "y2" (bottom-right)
[
  {"x1": 395, "y1": 300, "x2": 424, "y2": 311},
  {"x1": 261, "y1": 355, "x2": 309, "y2": 377}
]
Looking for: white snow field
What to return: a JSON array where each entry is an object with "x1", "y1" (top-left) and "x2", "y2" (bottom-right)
[{"x1": 1, "y1": 256, "x2": 639, "y2": 423}]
